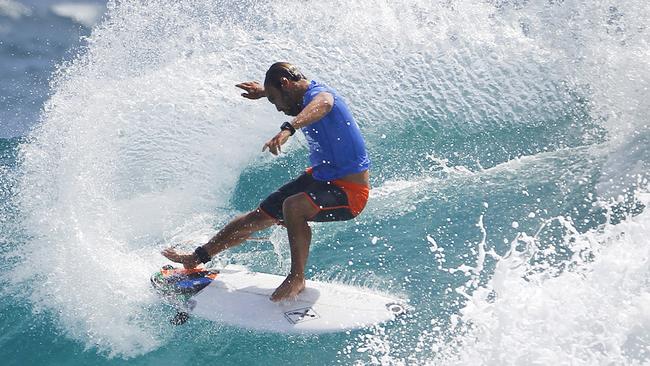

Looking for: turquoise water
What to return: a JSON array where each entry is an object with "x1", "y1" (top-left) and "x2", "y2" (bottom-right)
[{"x1": 1, "y1": 0, "x2": 649, "y2": 365}]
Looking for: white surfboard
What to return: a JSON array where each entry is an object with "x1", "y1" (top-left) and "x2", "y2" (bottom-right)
[{"x1": 184, "y1": 265, "x2": 407, "y2": 334}]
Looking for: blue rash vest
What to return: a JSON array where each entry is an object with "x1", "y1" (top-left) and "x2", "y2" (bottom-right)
[{"x1": 301, "y1": 80, "x2": 370, "y2": 181}]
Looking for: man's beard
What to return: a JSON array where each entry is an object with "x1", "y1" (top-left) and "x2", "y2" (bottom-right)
[
  {"x1": 279, "y1": 90, "x2": 303, "y2": 116},
  {"x1": 287, "y1": 102, "x2": 303, "y2": 116}
]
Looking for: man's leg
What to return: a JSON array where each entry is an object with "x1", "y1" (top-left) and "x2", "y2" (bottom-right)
[
  {"x1": 162, "y1": 209, "x2": 276, "y2": 266},
  {"x1": 270, "y1": 193, "x2": 319, "y2": 301},
  {"x1": 203, "y1": 209, "x2": 277, "y2": 256}
]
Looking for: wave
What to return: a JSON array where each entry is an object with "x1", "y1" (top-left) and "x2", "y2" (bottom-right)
[
  {"x1": 353, "y1": 187, "x2": 649, "y2": 365},
  {"x1": 3, "y1": 0, "x2": 648, "y2": 359},
  {"x1": 427, "y1": 189, "x2": 650, "y2": 365}
]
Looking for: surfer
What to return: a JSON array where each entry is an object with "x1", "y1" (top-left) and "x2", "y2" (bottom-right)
[{"x1": 162, "y1": 62, "x2": 370, "y2": 301}]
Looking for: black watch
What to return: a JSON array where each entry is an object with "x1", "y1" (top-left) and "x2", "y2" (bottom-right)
[
  {"x1": 280, "y1": 121, "x2": 296, "y2": 136},
  {"x1": 193, "y1": 246, "x2": 211, "y2": 264}
]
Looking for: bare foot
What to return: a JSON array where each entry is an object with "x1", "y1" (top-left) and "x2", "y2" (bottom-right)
[
  {"x1": 270, "y1": 273, "x2": 306, "y2": 302},
  {"x1": 161, "y1": 248, "x2": 200, "y2": 269}
]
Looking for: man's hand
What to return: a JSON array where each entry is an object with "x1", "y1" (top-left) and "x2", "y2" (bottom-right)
[
  {"x1": 161, "y1": 248, "x2": 201, "y2": 269},
  {"x1": 235, "y1": 81, "x2": 265, "y2": 99},
  {"x1": 263, "y1": 130, "x2": 291, "y2": 155}
]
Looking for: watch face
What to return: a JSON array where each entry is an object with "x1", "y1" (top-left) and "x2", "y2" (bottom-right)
[{"x1": 281, "y1": 122, "x2": 295, "y2": 135}]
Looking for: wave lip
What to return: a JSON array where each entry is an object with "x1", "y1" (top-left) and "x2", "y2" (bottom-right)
[{"x1": 49, "y1": 2, "x2": 104, "y2": 27}]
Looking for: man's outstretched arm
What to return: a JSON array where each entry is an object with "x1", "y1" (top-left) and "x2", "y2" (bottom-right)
[{"x1": 235, "y1": 81, "x2": 266, "y2": 99}]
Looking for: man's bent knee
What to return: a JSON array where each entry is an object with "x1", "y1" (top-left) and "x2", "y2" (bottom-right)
[{"x1": 282, "y1": 194, "x2": 318, "y2": 221}]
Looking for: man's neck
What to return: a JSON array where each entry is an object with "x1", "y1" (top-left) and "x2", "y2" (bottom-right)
[{"x1": 296, "y1": 79, "x2": 311, "y2": 96}]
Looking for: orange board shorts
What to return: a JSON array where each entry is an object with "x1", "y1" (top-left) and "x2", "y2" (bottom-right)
[{"x1": 259, "y1": 167, "x2": 369, "y2": 223}]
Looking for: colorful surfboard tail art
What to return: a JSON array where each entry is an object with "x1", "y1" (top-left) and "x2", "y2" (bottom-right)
[{"x1": 151, "y1": 265, "x2": 219, "y2": 299}]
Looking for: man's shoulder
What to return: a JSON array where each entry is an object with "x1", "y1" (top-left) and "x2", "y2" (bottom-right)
[
  {"x1": 307, "y1": 80, "x2": 329, "y2": 92},
  {"x1": 304, "y1": 80, "x2": 333, "y2": 104},
  {"x1": 307, "y1": 81, "x2": 341, "y2": 98}
]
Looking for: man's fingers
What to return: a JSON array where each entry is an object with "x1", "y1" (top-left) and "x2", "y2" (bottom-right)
[
  {"x1": 263, "y1": 134, "x2": 287, "y2": 155},
  {"x1": 235, "y1": 81, "x2": 258, "y2": 90},
  {"x1": 273, "y1": 138, "x2": 281, "y2": 155},
  {"x1": 263, "y1": 139, "x2": 273, "y2": 154}
]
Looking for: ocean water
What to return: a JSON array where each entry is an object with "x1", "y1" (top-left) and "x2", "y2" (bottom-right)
[{"x1": 1, "y1": 0, "x2": 649, "y2": 365}]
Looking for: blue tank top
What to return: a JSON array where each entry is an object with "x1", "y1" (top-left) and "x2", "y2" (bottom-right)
[{"x1": 301, "y1": 81, "x2": 370, "y2": 181}]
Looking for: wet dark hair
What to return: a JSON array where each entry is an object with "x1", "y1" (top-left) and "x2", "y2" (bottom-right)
[{"x1": 264, "y1": 62, "x2": 306, "y2": 90}]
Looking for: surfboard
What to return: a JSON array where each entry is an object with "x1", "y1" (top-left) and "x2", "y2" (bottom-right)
[{"x1": 151, "y1": 265, "x2": 407, "y2": 333}]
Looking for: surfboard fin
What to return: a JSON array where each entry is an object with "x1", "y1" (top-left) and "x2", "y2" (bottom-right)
[{"x1": 171, "y1": 311, "x2": 190, "y2": 325}]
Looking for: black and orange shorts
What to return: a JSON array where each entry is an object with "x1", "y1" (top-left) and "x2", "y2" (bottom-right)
[{"x1": 259, "y1": 169, "x2": 369, "y2": 223}]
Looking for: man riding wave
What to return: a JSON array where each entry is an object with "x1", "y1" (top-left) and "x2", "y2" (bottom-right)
[{"x1": 163, "y1": 62, "x2": 370, "y2": 301}]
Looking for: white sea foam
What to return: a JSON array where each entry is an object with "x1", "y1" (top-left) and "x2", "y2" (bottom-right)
[
  {"x1": 350, "y1": 190, "x2": 649, "y2": 365},
  {"x1": 426, "y1": 191, "x2": 650, "y2": 365}
]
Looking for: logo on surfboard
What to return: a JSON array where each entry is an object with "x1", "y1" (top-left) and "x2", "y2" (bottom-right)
[{"x1": 284, "y1": 307, "x2": 320, "y2": 324}]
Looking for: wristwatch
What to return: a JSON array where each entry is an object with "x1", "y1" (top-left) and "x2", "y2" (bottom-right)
[
  {"x1": 280, "y1": 121, "x2": 296, "y2": 136},
  {"x1": 194, "y1": 246, "x2": 211, "y2": 264}
]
